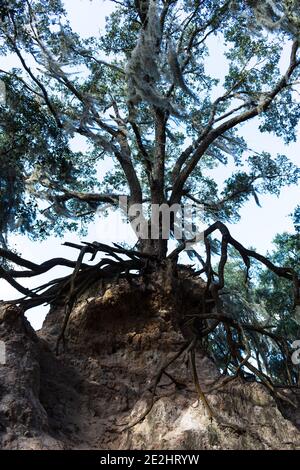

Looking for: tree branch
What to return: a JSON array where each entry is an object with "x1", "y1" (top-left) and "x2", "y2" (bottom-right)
[{"x1": 170, "y1": 40, "x2": 300, "y2": 203}]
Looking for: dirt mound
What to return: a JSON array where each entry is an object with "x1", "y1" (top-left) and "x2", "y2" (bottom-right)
[{"x1": 0, "y1": 275, "x2": 300, "y2": 450}]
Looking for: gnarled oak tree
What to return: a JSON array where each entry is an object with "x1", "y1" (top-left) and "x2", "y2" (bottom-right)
[{"x1": 0, "y1": 0, "x2": 300, "y2": 410}]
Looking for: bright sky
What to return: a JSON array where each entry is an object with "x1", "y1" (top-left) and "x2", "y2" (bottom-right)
[{"x1": 0, "y1": 0, "x2": 299, "y2": 330}]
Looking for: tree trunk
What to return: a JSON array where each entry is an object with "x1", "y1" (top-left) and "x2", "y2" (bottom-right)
[
  {"x1": 140, "y1": 108, "x2": 168, "y2": 260},
  {"x1": 139, "y1": 237, "x2": 168, "y2": 258}
]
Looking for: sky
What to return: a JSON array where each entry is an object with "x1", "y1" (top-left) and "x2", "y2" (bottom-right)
[{"x1": 0, "y1": 0, "x2": 299, "y2": 330}]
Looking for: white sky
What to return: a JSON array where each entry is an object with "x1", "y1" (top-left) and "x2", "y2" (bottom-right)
[{"x1": 0, "y1": 0, "x2": 299, "y2": 329}]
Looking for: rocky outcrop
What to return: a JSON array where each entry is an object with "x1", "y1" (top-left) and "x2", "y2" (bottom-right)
[
  {"x1": 0, "y1": 303, "x2": 63, "y2": 449},
  {"x1": 0, "y1": 275, "x2": 300, "y2": 450}
]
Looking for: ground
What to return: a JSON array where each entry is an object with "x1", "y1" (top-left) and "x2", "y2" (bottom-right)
[{"x1": 0, "y1": 270, "x2": 300, "y2": 450}]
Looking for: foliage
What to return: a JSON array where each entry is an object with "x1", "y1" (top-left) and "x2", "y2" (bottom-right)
[
  {"x1": 0, "y1": 0, "x2": 299, "y2": 248},
  {"x1": 209, "y1": 222, "x2": 300, "y2": 384}
]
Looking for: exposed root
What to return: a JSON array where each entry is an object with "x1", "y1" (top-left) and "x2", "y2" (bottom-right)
[
  {"x1": 0, "y1": 221, "x2": 299, "y2": 419},
  {"x1": 119, "y1": 340, "x2": 194, "y2": 431},
  {"x1": 189, "y1": 345, "x2": 214, "y2": 421}
]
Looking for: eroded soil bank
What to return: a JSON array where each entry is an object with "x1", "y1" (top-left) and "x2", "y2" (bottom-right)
[{"x1": 1, "y1": 273, "x2": 300, "y2": 449}]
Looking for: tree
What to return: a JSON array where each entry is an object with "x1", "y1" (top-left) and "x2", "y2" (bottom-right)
[
  {"x1": 255, "y1": 230, "x2": 300, "y2": 383},
  {"x1": 292, "y1": 204, "x2": 300, "y2": 232},
  {"x1": 0, "y1": 0, "x2": 299, "y2": 252},
  {"x1": 0, "y1": 0, "x2": 299, "y2": 411},
  {"x1": 215, "y1": 218, "x2": 300, "y2": 385}
]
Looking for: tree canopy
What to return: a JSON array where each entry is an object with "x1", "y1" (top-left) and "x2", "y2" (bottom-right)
[{"x1": 0, "y1": 0, "x2": 299, "y2": 252}]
